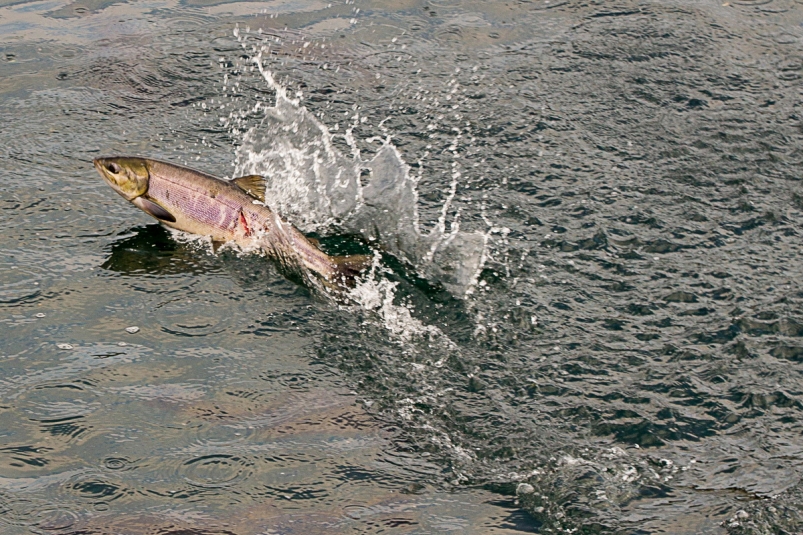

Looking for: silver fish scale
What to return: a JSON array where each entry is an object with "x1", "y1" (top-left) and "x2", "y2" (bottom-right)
[{"x1": 148, "y1": 172, "x2": 238, "y2": 232}]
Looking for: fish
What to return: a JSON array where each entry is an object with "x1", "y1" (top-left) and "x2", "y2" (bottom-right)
[{"x1": 93, "y1": 156, "x2": 371, "y2": 286}]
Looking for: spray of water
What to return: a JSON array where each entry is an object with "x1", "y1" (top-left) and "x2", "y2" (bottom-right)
[
  {"x1": 215, "y1": 35, "x2": 498, "y2": 486},
  {"x1": 215, "y1": 26, "x2": 697, "y2": 535},
  {"x1": 229, "y1": 38, "x2": 488, "y2": 303}
]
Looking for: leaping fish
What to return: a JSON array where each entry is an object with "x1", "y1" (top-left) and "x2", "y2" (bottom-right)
[{"x1": 94, "y1": 156, "x2": 370, "y2": 285}]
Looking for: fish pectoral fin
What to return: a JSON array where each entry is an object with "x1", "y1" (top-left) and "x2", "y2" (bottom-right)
[
  {"x1": 211, "y1": 239, "x2": 225, "y2": 254},
  {"x1": 232, "y1": 175, "x2": 266, "y2": 202},
  {"x1": 307, "y1": 236, "x2": 321, "y2": 249},
  {"x1": 134, "y1": 197, "x2": 176, "y2": 223}
]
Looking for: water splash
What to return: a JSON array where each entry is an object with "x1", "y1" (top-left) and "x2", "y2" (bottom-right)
[
  {"x1": 221, "y1": 35, "x2": 506, "y2": 493},
  {"x1": 232, "y1": 66, "x2": 360, "y2": 231},
  {"x1": 230, "y1": 36, "x2": 488, "y2": 298},
  {"x1": 205, "y1": 34, "x2": 709, "y2": 535}
]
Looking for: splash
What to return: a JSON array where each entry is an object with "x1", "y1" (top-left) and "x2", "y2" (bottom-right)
[
  {"x1": 224, "y1": 44, "x2": 480, "y2": 467},
  {"x1": 230, "y1": 40, "x2": 488, "y2": 298}
]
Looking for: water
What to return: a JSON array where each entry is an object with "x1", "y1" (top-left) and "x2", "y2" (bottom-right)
[{"x1": 2, "y1": 0, "x2": 803, "y2": 533}]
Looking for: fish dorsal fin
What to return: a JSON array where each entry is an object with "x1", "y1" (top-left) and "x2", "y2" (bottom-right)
[{"x1": 232, "y1": 175, "x2": 266, "y2": 202}]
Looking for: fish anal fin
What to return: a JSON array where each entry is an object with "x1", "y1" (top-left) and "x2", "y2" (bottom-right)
[
  {"x1": 232, "y1": 175, "x2": 266, "y2": 202},
  {"x1": 211, "y1": 239, "x2": 225, "y2": 254},
  {"x1": 134, "y1": 196, "x2": 176, "y2": 223},
  {"x1": 307, "y1": 236, "x2": 321, "y2": 249}
]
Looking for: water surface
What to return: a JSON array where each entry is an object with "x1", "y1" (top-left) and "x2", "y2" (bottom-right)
[{"x1": 2, "y1": 0, "x2": 803, "y2": 533}]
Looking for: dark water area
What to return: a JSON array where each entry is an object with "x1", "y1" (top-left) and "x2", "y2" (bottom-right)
[{"x1": 2, "y1": 0, "x2": 803, "y2": 533}]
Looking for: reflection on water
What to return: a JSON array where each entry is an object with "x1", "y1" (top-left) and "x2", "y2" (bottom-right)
[
  {"x1": 101, "y1": 225, "x2": 221, "y2": 276},
  {"x1": 3, "y1": 0, "x2": 803, "y2": 533}
]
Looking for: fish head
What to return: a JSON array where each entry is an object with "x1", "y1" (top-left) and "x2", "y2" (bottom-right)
[{"x1": 94, "y1": 157, "x2": 150, "y2": 201}]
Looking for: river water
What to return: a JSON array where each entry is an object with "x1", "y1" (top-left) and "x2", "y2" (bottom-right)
[{"x1": 2, "y1": 0, "x2": 803, "y2": 533}]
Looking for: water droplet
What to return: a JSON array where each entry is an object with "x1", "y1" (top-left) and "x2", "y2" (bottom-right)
[
  {"x1": 35, "y1": 313, "x2": 46, "y2": 318},
  {"x1": 125, "y1": 326, "x2": 140, "y2": 334},
  {"x1": 57, "y1": 343, "x2": 73, "y2": 350}
]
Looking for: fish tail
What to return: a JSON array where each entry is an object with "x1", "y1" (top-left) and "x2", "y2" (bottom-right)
[{"x1": 328, "y1": 254, "x2": 372, "y2": 284}]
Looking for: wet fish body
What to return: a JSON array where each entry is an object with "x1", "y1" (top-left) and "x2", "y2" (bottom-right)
[{"x1": 94, "y1": 156, "x2": 368, "y2": 283}]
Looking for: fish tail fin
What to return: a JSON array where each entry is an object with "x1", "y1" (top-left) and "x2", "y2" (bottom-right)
[{"x1": 328, "y1": 254, "x2": 373, "y2": 285}]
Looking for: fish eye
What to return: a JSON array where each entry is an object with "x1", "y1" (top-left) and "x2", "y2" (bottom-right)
[{"x1": 106, "y1": 162, "x2": 121, "y2": 174}]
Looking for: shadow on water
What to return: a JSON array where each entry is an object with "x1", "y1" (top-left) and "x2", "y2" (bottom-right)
[
  {"x1": 101, "y1": 224, "x2": 222, "y2": 277},
  {"x1": 318, "y1": 232, "x2": 453, "y2": 298},
  {"x1": 100, "y1": 224, "x2": 311, "y2": 299},
  {"x1": 317, "y1": 233, "x2": 476, "y2": 340}
]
